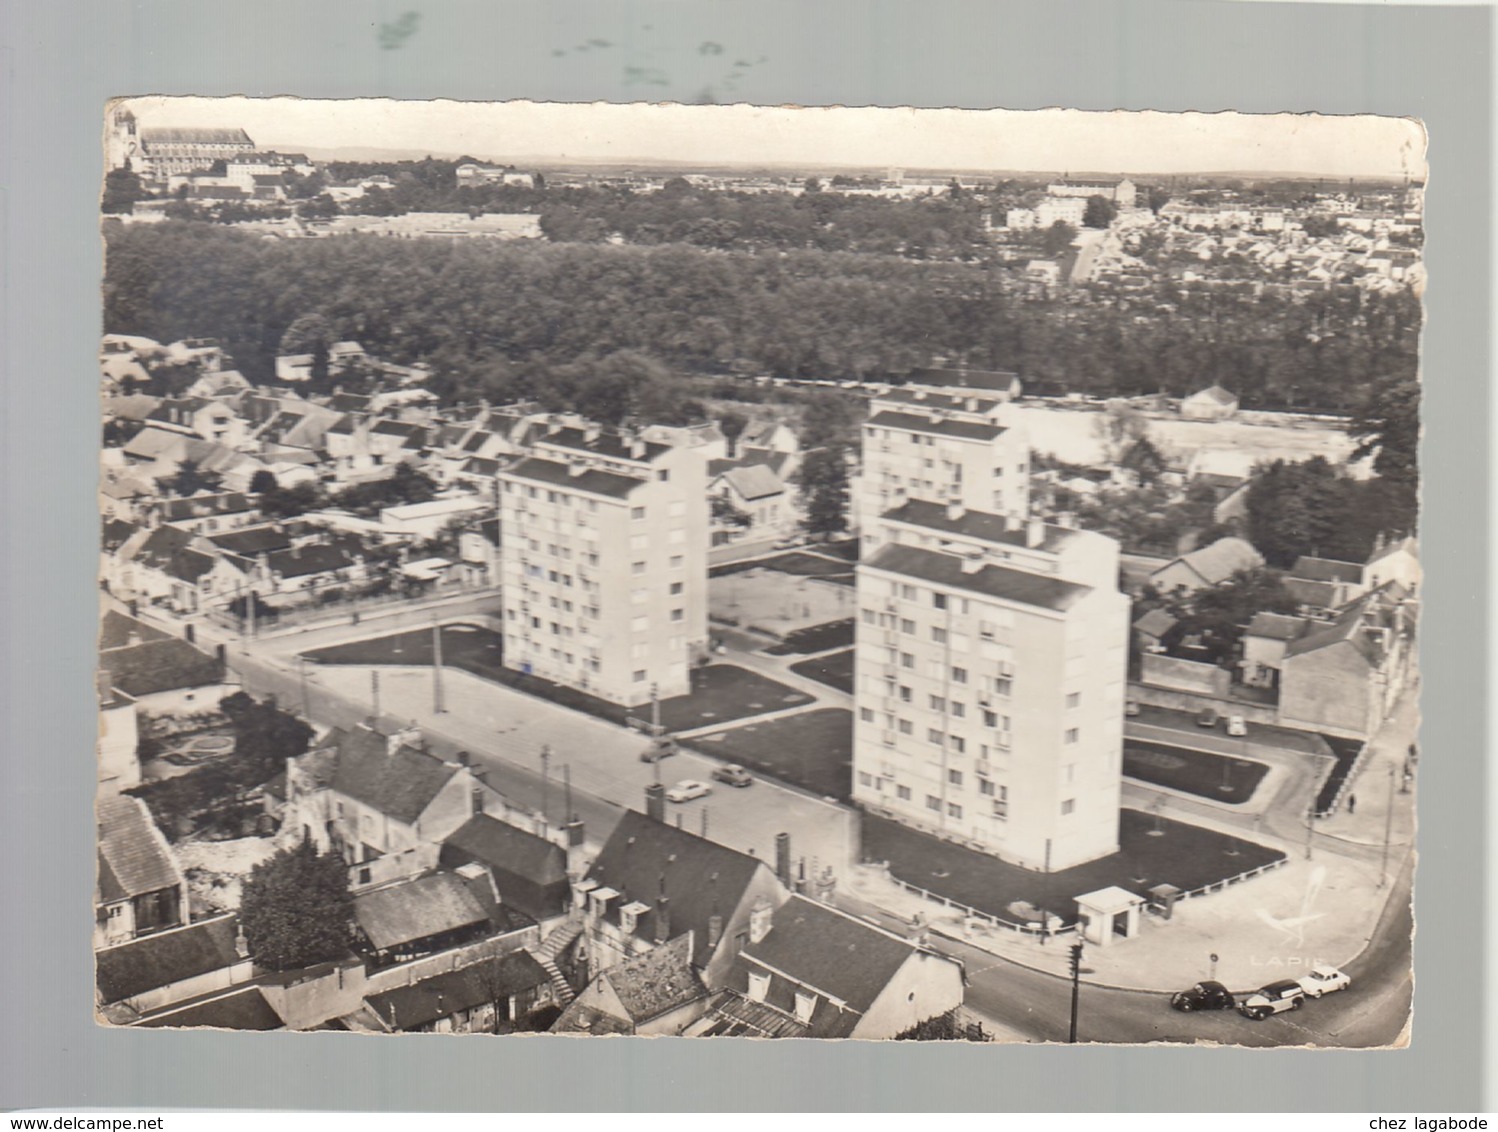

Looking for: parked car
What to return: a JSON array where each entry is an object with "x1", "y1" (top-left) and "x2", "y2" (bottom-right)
[
  {"x1": 1196, "y1": 708, "x2": 1220, "y2": 728},
  {"x1": 1297, "y1": 966, "x2": 1352, "y2": 998},
  {"x1": 711, "y1": 763, "x2": 753, "y2": 787},
  {"x1": 772, "y1": 537, "x2": 802, "y2": 551},
  {"x1": 1169, "y1": 981, "x2": 1235, "y2": 1012},
  {"x1": 1237, "y1": 980, "x2": 1306, "y2": 1020},
  {"x1": 639, "y1": 738, "x2": 679, "y2": 763},
  {"x1": 1226, "y1": 715, "x2": 1248, "y2": 737},
  {"x1": 1125, "y1": 700, "x2": 1141, "y2": 717},
  {"x1": 665, "y1": 779, "x2": 712, "y2": 803}
]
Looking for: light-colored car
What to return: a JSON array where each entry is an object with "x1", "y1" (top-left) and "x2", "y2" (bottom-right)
[
  {"x1": 1297, "y1": 966, "x2": 1351, "y2": 998},
  {"x1": 1237, "y1": 980, "x2": 1306, "y2": 1020},
  {"x1": 666, "y1": 779, "x2": 712, "y2": 803},
  {"x1": 1226, "y1": 715, "x2": 1248, "y2": 737},
  {"x1": 712, "y1": 763, "x2": 754, "y2": 787}
]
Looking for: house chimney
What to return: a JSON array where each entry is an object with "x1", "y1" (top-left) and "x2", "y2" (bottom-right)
[
  {"x1": 1004, "y1": 512, "x2": 1022, "y2": 532},
  {"x1": 583, "y1": 422, "x2": 601, "y2": 444},
  {"x1": 945, "y1": 499, "x2": 964, "y2": 523},
  {"x1": 748, "y1": 896, "x2": 774, "y2": 944},
  {"x1": 629, "y1": 438, "x2": 647, "y2": 460},
  {"x1": 775, "y1": 832, "x2": 792, "y2": 889},
  {"x1": 1026, "y1": 517, "x2": 1046, "y2": 548},
  {"x1": 913, "y1": 388, "x2": 927, "y2": 401},
  {"x1": 234, "y1": 922, "x2": 250, "y2": 959},
  {"x1": 965, "y1": 396, "x2": 979, "y2": 412},
  {"x1": 960, "y1": 551, "x2": 985, "y2": 575},
  {"x1": 653, "y1": 895, "x2": 671, "y2": 945},
  {"x1": 645, "y1": 782, "x2": 666, "y2": 823},
  {"x1": 567, "y1": 461, "x2": 587, "y2": 478}
]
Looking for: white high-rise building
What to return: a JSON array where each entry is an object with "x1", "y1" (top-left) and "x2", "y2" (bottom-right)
[
  {"x1": 497, "y1": 424, "x2": 710, "y2": 707},
  {"x1": 852, "y1": 398, "x2": 1129, "y2": 872}
]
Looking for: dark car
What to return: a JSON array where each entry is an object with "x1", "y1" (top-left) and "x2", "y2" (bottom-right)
[
  {"x1": 1169, "y1": 981, "x2": 1235, "y2": 1012},
  {"x1": 639, "y1": 738, "x2": 679, "y2": 763},
  {"x1": 1196, "y1": 708, "x2": 1220, "y2": 728}
]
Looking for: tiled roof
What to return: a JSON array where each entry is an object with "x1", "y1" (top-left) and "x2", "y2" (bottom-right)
[
  {"x1": 742, "y1": 895, "x2": 915, "y2": 1014},
  {"x1": 876, "y1": 389, "x2": 1001, "y2": 414},
  {"x1": 207, "y1": 525, "x2": 293, "y2": 556},
  {"x1": 141, "y1": 127, "x2": 254, "y2": 146},
  {"x1": 1285, "y1": 577, "x2": 1343, "y2": 610},
  {"x1": 879, "y1": 499, "x2": 1076, "y2": 553},
  {"x1": 364, "y1": 950, "x2": 552, "y2": 1031},
  {"x1": 718, "y1": 464, "x2": 784, "y2": 502},
  {"x1": 265, "y1": 544, "x2": 355, "y2": 579},
  {"x1": 692, "y1": 990, "x2": 810, "y2": 1038},
  {"x1": 865, "y1": 410, "x2": 1005, "y2": 443},
  {"x1": 353, "y1": 872, "x2": 491, "y2": 952},
  {"x1": 138, "y1": 987, "x2": 283, "y2": 1030},
  {"x1": 539, "y1": 426, "x2": 670, "y2": 463},
  {"x1": 1188, "y1": 384, "x2": 1238, "y2": 406},
  {"x1": 1133, "y1": 608, "x2": 1178, "y2": 638},
  {"x1": 587, "y1": 810, "x2": 771, "y2": 964},
  {"x1": 863, "y1": 545, "x2": 1091, "y2": 613},
  {"x1": 602, "y1": 935, "x2": 706, "y2": 1024},
  {"x1": 441, "y1": 815, "x2": 568, "y2": 887},
  {"x1": 906, "y1": 367, "x2": 1020, "y2": 393},
  {"x1": 501, "y1": 456, "x2": 645, "y2": 501},
  {"x1": 1154, "y1": 537, "x2": 1263, "y2": 588},
  {"x1": 328, "y1": 727, "x2": 458, "y2": 825},
  {"x1": 97, "y1": 795, "x2": 181, "y2": 903},
  {"x1": 1291, "y1": 556, "x2": 1364, "y2": 584},
  {"x1": 96, "y1": 915, "x2": 243, "y2": 1004},
  {"x1": 1246, "y1": 612, "x2": 1307, "y2": 642},
  {"x1": 100, "y1": 638, "x2": 226, "y2": 698},
  {"x1": 98, "y1": 610, "x2": 171, "y2": 651}
]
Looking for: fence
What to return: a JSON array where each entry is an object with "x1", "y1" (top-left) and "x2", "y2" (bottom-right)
[{"x1": 206, "y1": 578, "x2": 499, "y2": 637}]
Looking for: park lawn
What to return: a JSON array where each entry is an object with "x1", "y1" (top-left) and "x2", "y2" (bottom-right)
[
  {"x1": 303, "y1": 623, "x2": 811, "y2": 732},
  {"x1": 1122, "y1": 740, "x2": 1269, "y2": 805},
  {"x1": 764, "y1": 618, "x2": 855, "y2": 656},
  {"x1": 788, "y1": 650, "x2": 855, "y2": 695},
  {"x1": 685, "y1": 708, "x2": 853, "y2": 800},
  {"x1": 862, "y1": 809, "x2": 1285, "y2": 926}
]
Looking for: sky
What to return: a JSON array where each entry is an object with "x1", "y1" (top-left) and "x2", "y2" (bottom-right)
[{"x1": 118, "y1": 97, "x2": 1427, "y2": 179}]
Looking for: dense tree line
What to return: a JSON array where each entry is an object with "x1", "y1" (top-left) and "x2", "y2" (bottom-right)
[{"x1": 102, "y1": 221, "x2": 1421, "y2": 413}]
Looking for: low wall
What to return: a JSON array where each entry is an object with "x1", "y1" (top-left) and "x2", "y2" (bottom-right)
[
  {"x1": 1141, "y1": 654, "x2": 1231, "y2": 696},
  {"x1": 1128, "y1": 683, "x2": 1280, "y2": 725}
]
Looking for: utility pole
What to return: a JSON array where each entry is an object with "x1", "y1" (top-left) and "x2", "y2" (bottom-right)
[
  {"x1": 1068, "y1": 941, "x2": 1084, "y2": 1043},
  {"x1": 1378, "y1": 763, "x2": 1395, "y2": 888},
  {"x1": 371, "y1": 668, "x2": 381, "y2": 722},
  {"x1": 1039, "y1": 838, "x2": 1052, "y2": 946},
  {"x1": 431, "y1": 617, "x2": 445, "y2": 714},
  {"x1": 1305, "y1": 799, "x2": 1315, "y2": 860},
  {"x1": 297, "y1": 655, "x2": 311, "y2": 719},
  {"x1": 563, "y1": 763, "x2": 573, "y2": 824}
]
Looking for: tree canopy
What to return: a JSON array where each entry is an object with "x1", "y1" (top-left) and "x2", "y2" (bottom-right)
[{"x1": 239, "y1": 839, "x2": 354, "y2": 971}]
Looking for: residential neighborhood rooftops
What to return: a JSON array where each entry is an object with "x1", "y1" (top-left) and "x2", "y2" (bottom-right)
[
  {"x1": 596, "y1": 935, "x2": 705, "y2": 1026},
  {"x1": 875, "y1": 388, "x2": 1001, "y2": 414},
  {"x1": 326, "y1": 727, "x2": 459, "y2": 826},
  {"x1": 865, "y1": 410, "x2": 1006, "y2": 443},
  {"x1": 879, "y1": 499, "x2": 1076, "y2": 553},
  {"x1": 863, "y1": 544, "x2": 1092, "y2": 613},
  {"x1": 98, "y1": 610, "x2": 171, "y2": 651},
  {"x1": 100, "y1": 637, "x2": 226, "y2": 698},
  {"x1": 353, "y1": 872, "x2": 492, "y2": 952},
  {"x1": 95, "y1": 915, "x2": 243, "y2": 1005},
  {"x1": 441, "y1": 815, "x2": 568, "y2": 888},
  {"x1": 1152, "y1": 536, "x2": 1264, "y2": 588},
  {"x1": 1291, "y1": 556, "x2": 1364, "y2": 584},
  {"x1": 97, "y1": 795, "x2": 182, "y2": 904},
  {"x1": 540, "y1": 426, "x2": 671, "y2": 463},
  {"x1": 502, "y1": 456, "x2": 645, "y2": 501},
  {"x1": 1246, "y1": 611, "x2": 1307, "y2": 641},
  {"x1": 1133, "y1": 608, "x2": 1179, "y2": 638},
  {"x1": 138, "y1": 987, "x2": 283, "y2": 1030},
  {"x1": 380, "y1": 496, "x2": 489, "y2": 521},
  {"x1": 717, "y1": 464, "x2": 784, "y2": 502},
  {"x1": 363, "y1": 950, "x2": 552, "y2": 1031},
  {"x1": 906, "y1": 367, "x2": 1020, "y2": 394},
  {"x1": 264, "y1": 544, "x2": 356, "y2": 579}
]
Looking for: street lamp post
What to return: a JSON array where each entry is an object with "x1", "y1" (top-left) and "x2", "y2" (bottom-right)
[
  {"x1": 540, "y1": 744, "x2": 551, "y2": 826},
  {"x1": 1305, "y1": 799, "x2": 1315, "y2": 860},
  {"x1": 1068, "y1": 941, "x2": 1085, "y2": 1043},
  {"x1": 297, "y1": 655, "x2": 312, "y2": 720},
  {"x1": 431, "y1": 617, "x2": 446, "y2": 714}
]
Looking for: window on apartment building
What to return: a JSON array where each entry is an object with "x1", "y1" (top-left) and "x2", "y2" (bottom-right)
[
  {"x1": 932, "y1": 593, "x2": 948, "y2": 611},
  {"x1": 859, "y1": 707, "x2": 875, "y2": 723},
  {"x1": 632, "y1": 588, "x2": 648, "y2": 604},
  {"x1": 979, "y1": 778, "x2": 995, "y2": 796},
  {"x1": 951, "y1": 736, "x2": 966, "y2": 754},
  {"x1": 670, "y1": 581, "x2": 684, "y2": 595},
  {"x1": 926, "y1": 795, "x2": 941, "y2": 812},
  {"x1": 657, "y1": 470, "x2": 670, "y2": 482},
  {"x1": 927, "y1": 728, "x2": 944, "y2": 746},
  {"x1": 1061, "y1": 798, "x2": 1075, "y2": 815},
  {"x1": 669, "y1": 555, "x2": 684, "y2": 569},
  {"x1": 1066, "y1": 692, "x2": 1081, "y2": 709},
  {"x1": 858, "y1": 771, "x2": 873, "y2": 787},
  {"x1": 896, "y1": 785, "x2": 912, "y2": 801},
  {"x1": 670, "y1": 609, "x2": 684, "y2": 622},
  {"x1": 948, "y1": 768, "x2": 963, "y2": 787},
  {"x1": 900, "y1": 584, "x2": 917, "y2": 600},
  {"x1": 630, "y1": 534, "x2": 649, "y2": 551},
  {"x1": 530, "y1": 616, "x2": 541, "y2": 629},
  {"x1": 631, "y1": 616, "x2": 649, "y2": 632},
  {"x1": 992, "y1": 466, "x2": 1005, "y2": 477},
  {"x1": 861, "y1": 608, "x2": 876, "y2": 624},
  {"x1": 995, "y1": 676, "x2": 1013, "y2": 696},
  {"x1": 900, "y1": 618, "x2": 916, "y2": 635},
  {"x1": 898, "y1": 685, "x2": 912, "y2": 702},
  {"x1": 931, "y1": 627, "x2": 948, "y2": 645},
  {"x1": 900, "y1": 652, "x2": 915, "y2": 668},
  {"x1": 1065, "y1": 764, "x2": 1076, "y2": 784},
  {"x1": 981, "y1": 709, "x2": 998, "y2": 728},
  {"x1": 633, "y1": 670, "x2": 647, "y2": 683},
  {"x1": 747, "y1": 972, "x2": 769, "y2": 1003},
  {"x1": 951, "y1": 666, "x2": 968, "y2": 684},
  {"x1": 631, "y1": 561, "x2": 647, "y2": 575},
  {"x1": 1065, "y1": 728, "x2": 1079, "y2": 744},
  {"x1": 947, "y1": 802, "x2": 963, "y2": 819},
  {"x1": 897, "y1": 719, "x2": 913, "y2": 735},
  {"x1": 669, "y1": 500, "x2": 686, "y2": 517},
  {"x1": 928, "y1": 694, "x2": 945, "y2": 712},
  {"x1": 631, "y1": 506, "x2": 646, "y2": 520}
]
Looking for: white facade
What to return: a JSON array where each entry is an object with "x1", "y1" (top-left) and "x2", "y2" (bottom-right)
[
  {"x1": 498, "y1": 429, "x2": 709, "y2": 706},
  {"x1": 1034, "y1": 197, "x2": 1088, "y2": 229}
]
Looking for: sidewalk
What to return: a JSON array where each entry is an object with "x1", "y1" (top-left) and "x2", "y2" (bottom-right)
[{"x1": 1312, "y1": 690, "x2": 1419, "y2": 851}]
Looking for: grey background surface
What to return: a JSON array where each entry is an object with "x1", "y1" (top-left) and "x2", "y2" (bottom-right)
[{"x1": 0, "y1": 0, "x2": 1487, "y2": 1113}]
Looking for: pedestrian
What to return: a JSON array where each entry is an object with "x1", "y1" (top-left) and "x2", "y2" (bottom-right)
[{"x1": 1347, "y1": 793, "x2": 1356, "y2": 815}]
